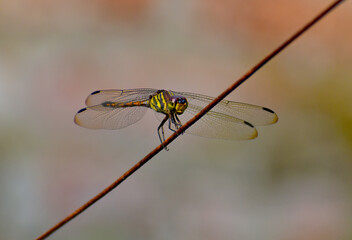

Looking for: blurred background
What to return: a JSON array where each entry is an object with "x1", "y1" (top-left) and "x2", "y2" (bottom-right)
[{"x1": 1, "y1": 0, "x2": 352, "y2": 239}]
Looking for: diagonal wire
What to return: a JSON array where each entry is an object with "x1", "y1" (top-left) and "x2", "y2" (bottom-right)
[{"x1": 36, "y1": 0, "x2": 346, "y2": 239}]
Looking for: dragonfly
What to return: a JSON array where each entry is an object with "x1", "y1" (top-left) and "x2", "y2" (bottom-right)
[{"x1": 74, "y1": 88, "x2": 278, "y2": 147}]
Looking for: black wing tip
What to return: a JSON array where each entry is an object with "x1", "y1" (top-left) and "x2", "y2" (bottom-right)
[
  {"x1": 77, "y1": 108, "x2": 87, "y2": 113},
  {"x1": 262, "y1": 107, "x2": 275, "y2": 114},
  {"x1": 91, "y1": 90, "x2": 101, "y2": 95},
  {"x1": 244, "y1": 121, "x2": 255, "y2": 128}
]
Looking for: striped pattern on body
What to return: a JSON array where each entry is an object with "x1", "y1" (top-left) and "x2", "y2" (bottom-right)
[
  {"x1": 149, "y1": 90, "x2": 173, "y2": 114},
  {"x1": 101, "y1": 100, "x2": 148, "y2": 108}
]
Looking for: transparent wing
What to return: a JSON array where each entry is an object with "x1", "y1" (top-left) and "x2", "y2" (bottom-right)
[
  {"x1": 74, "y1": 105, "x2": 148, "y2": 129},
  {"x1": 171, "y1": 91, "x2": 278, "y2": 126},
  {"x1": 155, "y1": 104, "x2": 258, "y2": 140},
  {"x1": 85, "y1": 88, "x2": 159, "y2": 106}
]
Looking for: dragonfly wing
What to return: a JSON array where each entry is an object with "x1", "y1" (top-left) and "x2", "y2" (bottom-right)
[
  {"x1": 155, "y1": 104, "x2": 258, "y2": 140},
  {"x1": 171, "y1": 91, "x2": 278, "y2": 126},
  {"x1": 179, "y1": 104, "x2": 257, "y2": 140},
  {"x1": 85, "y1": 88, "x2": 158, "y2": 106},
  {"x1": 74, "y1": 105, "x2": 148, "y2": 129}
]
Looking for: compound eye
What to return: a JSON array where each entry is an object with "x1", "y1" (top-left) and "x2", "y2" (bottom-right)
[{"x1": 177, "y1": 98, "x2": 186, "y2": 104}]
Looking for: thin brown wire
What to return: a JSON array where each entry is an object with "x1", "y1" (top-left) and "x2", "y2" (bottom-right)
[{"x1": 36, "y1": 1, "x2": 346, "y2": 239}]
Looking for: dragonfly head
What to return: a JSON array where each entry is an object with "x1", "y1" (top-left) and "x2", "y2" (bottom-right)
[{"x1": 168, "y1": 96, "x2": 188, "y2": 114}]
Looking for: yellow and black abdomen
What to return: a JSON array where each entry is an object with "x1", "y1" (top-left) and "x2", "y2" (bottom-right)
[{"x1": 102, "y1": 101, "x2": 146, "y2": 108}]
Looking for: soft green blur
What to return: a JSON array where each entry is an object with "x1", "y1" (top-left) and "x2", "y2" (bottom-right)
[{"x1": 0, "y1": 1, "x2": 351, "y2": 240}]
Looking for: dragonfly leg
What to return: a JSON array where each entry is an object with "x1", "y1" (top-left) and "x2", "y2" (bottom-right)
[
  {"x1": 158, "y1": 115, "x2": 169, "y2": 151},
  {"x1": 169, "y1": 114, "x2": 180, "y2": 136},
  {"x1": 174, "y1": 114, "x2": 183, "y2": 129},
  {"x1": 169, "y1": 115, "x2": 176, "y2": 132},
  {"x1": 174, "y1": 114, "x2": 184, "y2": 135}
]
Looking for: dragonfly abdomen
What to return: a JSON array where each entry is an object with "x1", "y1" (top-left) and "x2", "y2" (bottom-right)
[{"x1": 102, "y1": 101, "x2": 148, "y2": 108}]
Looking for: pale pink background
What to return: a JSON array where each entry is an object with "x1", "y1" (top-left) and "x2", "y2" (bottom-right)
[{"x1": 0, "y1": 1, "x2": 351, "y2": 239}]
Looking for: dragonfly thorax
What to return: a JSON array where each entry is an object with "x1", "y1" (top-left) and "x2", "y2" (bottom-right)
[{"x1": 168, "y1": 96, "x2": 188, "y2": 115}]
